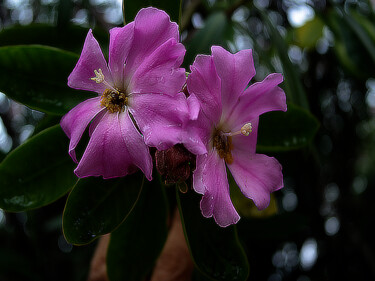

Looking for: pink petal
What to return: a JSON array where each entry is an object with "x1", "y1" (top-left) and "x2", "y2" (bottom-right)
[
  {"x1": 124, "y1": 7, "x2": 179, "y2": 80},
  {"x1": 89, "y1": 109, "x2": 106, "y2": 137},
  {"x1": 108, "y1": 23, "x2": 135, "y2": 88},
  {"x1": 129, "y1": 92, "x2": 205, "y2": 153},
  {"x1": 211, "y1": 46, "x2": 255, "y2": 118},
  {"x1": 128, "y1": 38, "x2": 186, "y2": 96},
  {"x1": 68, "y1": 30, "x2": 112, "y2": 94},
  {"x1": 226, "y1": 73, "x2": 287, "y2": 129},
  {"x1": 187, "y1": 94, "x2": 201, "y2": 121},
  {"x1": 75, "y1": 111, "x2": 148, "y2": 179},
  {"x1": 193, "y1": 152, "x2": 240, "y2": 227},
  {"x1": 187, "y1": 54, "x2": 222, "y2": 123},
  {"x1": 60, "y1": 97, "x2": 104, "y2": 163},
  {"x1": 118, "y1": 111, "x2": 153, "y2": 181},
  {"x1": 228, "y1": 151, "x2": 284, "y2": 210}
]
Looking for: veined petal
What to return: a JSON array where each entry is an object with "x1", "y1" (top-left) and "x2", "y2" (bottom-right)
[
  {"x1": 193, "y1": 152, "x2": 240, "y2": 227},
  {"x1": 60, "y1": 97, "x2": 103, "y2": 163},
  {"x1": 118, "y1": 111, "x2": 153, "y2": 181},
  {"x1": 68, "y1": 30, "x2": 112, "y2": 94},
  {"x1": 75, "y1": 112, "x2": 138, "y2": 179},
  {"x1": 108, "y1": 23, "x2": 134, "y2": 88},
  {"x1": 228, "y1": 152, "x2": 284, "y2": 210},
  {"x1": 225, "y1": 73, "x2": 287, "y2": 129},
  {"x1": 128, "y1": 38, "x2": 186, "y2": 96},
  {"x1": 187, "y1": 54, "x2": 222, "y2": 123},
  {"x1": 211, "y1": 46, "x2": 255, "y2": 118},
  {"x1": 128, "y1": 92, "x2": 191, "y2": 151},
  {"x1": 124, "y1": 7, "x2": 179, "y2": 80}
]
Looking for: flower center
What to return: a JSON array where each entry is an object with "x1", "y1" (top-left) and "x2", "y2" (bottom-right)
[
  {"x1": 212, "y1": 122, "x2": 252, "y2": 164},
  {"x1": 91, "y1": 68, "x2": 128, "y2": 113},
  {"x1": 212, "y1": 129, "x2": 234, "y2": 164},
  {"x1": 100, "y1": 89, "x2": 128, "y2": 113}
]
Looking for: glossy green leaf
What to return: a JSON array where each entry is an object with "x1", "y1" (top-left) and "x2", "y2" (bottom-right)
[
  {"x1": 62, "y1": 173, "x2": 144, "y2": 245},
  {"x1": 123, "y1": 0, "x2": 181, "y2": 24},
  {"x1": 0, "y1": 45, "x2": 95, "y2": 115},
  {"x1": 293, "y1": 17, "x2": 325, "y2": 49},
  {"x1": 0, "y1": 125, "x2": 76, "y2": 212},
  {"x1": 261, "y1": 11, "x2": 309, "y2": 109},
  {"x1": 0, "y1": 23, "x2": 108, "y2": 54},
  {"x1": 257, "y1": 103, "x2": 319, "y2": 152},
  {"x1": 107, "y1": 178, "x2": 168, "y2": 281},
  {"x1": 177, "y1": 190, "x2": 249, "y2": 281},
  {"x1": 184, "y1": 12, "x2": 234, "y2": 67}
]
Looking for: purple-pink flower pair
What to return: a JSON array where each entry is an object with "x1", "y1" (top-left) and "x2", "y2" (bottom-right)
[
  {"x1": 61, "y1": 7, "x2": 287, "y2": 227},
  {"x1": 61, "y1": 7, "x2": 203, "y2": 180}
]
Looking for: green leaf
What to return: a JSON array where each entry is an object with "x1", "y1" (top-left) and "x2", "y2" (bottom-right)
[
  {"x1": 0, "y1": 125, "x2": 76, "y2": 212},
  {"x1": 293, "y1": 16, "x2": 325, "y2": 49},
  {"x1": 0, "y1": 45, "x2": 95, "y2": 115},
  {"x1": 107, "y1": 178, "x2": 168, "y2": 281},
  {"x1": 184, "y1": 12, "x2": 234, "y2": 67},
  {"x1": 0, "y1": 23, "x2": 108, "y2": 54},
  {"x1": 123, "y1": 0, "x2": 182, "y2": 24},
  {"x1": 257, "y1": 103, "x2": 319, "y2": 152},
  {"x1": 177, "y1": 190, "x2": 249, "y2": 281},
  {"x1": 62, "y1": 173, "x2": 144, "y2": 245}
]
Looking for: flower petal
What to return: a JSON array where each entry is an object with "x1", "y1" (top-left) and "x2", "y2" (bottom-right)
[
  {"x1": 187, "y1": 54, "x2": 222, "y2": 123},
  {"x1": 75, "y1": 112, "x2": 141, "y2": 179},
  {"x1": 68, "y1": 30, "x2": 112, "y2": 94},
  {"x1": 60, "y1": 97, "x2": 103, "y2": 163},
  {"x1": 108, "y1": 23, "x2": 135, "y2": 88},
  {"x1": 211, "y1": 46, "x2": 255, "y2": 118},
  {"x1": 228, "y1": 151, "x2": 284, "y2": 210},
  {"x1": 226, "y1": 73, "x2": 287, "y2": 128},
  {"x1": 187, "y1": 93, "x2": 201, "y2": 121},
  {"x1": 193, "y1": 152, "x2": 240, "y2": 227},
  {"x1": 118, "y1": 111, "x2": 153, "y2": 181},
  {"x1": 128, "y1": 38, "x2": 186, "y2": 96},
  {"x1": 129, "y1": 92, "x2": 205, "y2": 154},
  {"x1": 124, "y1": 7, "x2": 179, "y2": 80}
]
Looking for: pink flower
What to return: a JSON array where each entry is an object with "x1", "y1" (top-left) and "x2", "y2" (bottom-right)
[
  {"x1": 187, "y1": 46, "x2": 287, "y2": 227},
  {"x1": 61, "y1": 7, "x2": 199, "y2": 180}
]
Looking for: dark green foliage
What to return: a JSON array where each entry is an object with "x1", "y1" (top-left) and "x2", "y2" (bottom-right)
[
  {"x1": 62, "y1": 173, "x2": 144, "y2": 245},
  {"x1": 0, "y1": 45, "x2": 95, "y2": 115},
  {"x1": 0, "y1": 125, "x2": 76, "y2": 212},
  {"x1": 107, "y1": 178, "x2": 168, "y2": 281},
  {"x1": 177, "y1": 190, "x2": 249, "y2": 281}
]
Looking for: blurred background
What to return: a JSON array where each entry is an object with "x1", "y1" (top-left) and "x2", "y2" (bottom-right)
[{"x1": 1, "y1": 0, "x2": 375, "y2": 280}]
